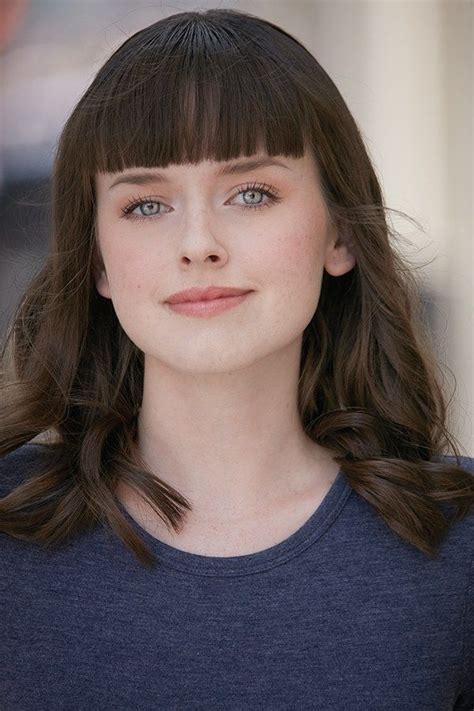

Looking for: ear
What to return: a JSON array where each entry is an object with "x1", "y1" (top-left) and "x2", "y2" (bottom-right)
[
  {"x1": 91, "y1": 246, "x2": 111, "y2": 299},
  {"x1": 323, "y1": 223, "x2": 357, "y2": 277}
]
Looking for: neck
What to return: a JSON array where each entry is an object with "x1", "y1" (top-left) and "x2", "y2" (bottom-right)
[{"x1": 132, "y1": 343, "x2": 337, "y2": 521}]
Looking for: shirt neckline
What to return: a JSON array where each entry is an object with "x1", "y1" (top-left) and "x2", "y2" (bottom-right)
[{"x1": 114, "y1": 468, "x2": 352, "y2": 576}]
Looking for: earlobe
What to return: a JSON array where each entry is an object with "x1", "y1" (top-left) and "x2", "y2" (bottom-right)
[
  {"x1": 94, "y1": 269, "x2": 112, "y2": 299},
  {"x1": 92, "y1": 250, "x2": 111, "y2": 299},
  {"x1": 324, "y1": 227, "x2": 357, "y2": 277}
]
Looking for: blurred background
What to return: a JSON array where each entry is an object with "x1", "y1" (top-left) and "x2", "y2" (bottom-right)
[{"x1": 0, "y1": 0, "x2": 472, "y2": 454}]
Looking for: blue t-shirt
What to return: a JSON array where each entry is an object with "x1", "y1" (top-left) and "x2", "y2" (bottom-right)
[{"x1": 1, "y1": 442, "x2": 473, "y2": 710}]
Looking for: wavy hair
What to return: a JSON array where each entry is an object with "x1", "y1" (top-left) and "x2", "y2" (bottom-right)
[{"x1": 1, "y1": 8, "x2": 473, "y2": 569}]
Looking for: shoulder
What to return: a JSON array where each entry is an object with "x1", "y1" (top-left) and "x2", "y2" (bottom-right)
[
  {"x1": 433, "y1": 455, "x2": 474, "y2": 573},
  {"x1": 435, "y1": 453, "x2": 474, "y2": 473},
  {"x1": 0, "y1": 442, "x2": 54, "y2": 497},
  {"x1": 436, "y1": 454, "x2": 474, "y2": 539},
  {"x1": 433, "y1": 452, "x2": 474, "y2": 525}
]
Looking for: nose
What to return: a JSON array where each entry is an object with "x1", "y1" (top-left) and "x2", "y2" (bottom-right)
[{"x1": 177, "y1": 207, "x2": 229, "y2": 266}]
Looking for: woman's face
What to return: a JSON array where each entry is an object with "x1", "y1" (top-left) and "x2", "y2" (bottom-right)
[{"x1": 93, "y1": 150, "x2": 354, "y2": 373}]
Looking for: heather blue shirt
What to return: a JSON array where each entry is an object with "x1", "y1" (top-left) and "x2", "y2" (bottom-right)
[{"x1": 1, "y1": 443, "x2": 473, "y2": 710}]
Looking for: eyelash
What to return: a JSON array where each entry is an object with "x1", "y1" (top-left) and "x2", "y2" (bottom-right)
[{"x1": 120, "y1": 181, "x2": 282, "y2": 221}]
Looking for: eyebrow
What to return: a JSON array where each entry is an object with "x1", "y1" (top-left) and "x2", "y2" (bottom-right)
[{"x1": 107, "y1": 158, "x2": 292, "y2": 190}]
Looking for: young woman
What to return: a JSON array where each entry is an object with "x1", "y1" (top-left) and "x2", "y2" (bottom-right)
[{"x1": 1, "y1": 8, "x2": 473, "y2": 709}]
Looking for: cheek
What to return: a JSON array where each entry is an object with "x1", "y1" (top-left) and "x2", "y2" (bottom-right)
[
  {"x1": 101, "y1": 255, "x2": 162, "y2": 350},
  {"x1": 258, "y1": 218, "x2": 327, "y2": 337},
  {"x1": 268, "y1": 223, "x2": 325, "y2": 300},
  {"x1": 98, "y1": 219, "x2": 156, "y2": 285},
  {"x1": 97, "y1": 226, "x2": 167, "y2": 317}
]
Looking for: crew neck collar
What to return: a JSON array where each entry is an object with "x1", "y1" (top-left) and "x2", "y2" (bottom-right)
[{"x1": 114, "y1": 468, "x2": 352, "y2": 576}]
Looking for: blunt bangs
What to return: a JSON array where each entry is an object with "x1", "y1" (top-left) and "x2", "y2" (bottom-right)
[{"x1": 79, "y1": 11, "x2": 315, "y2": 176}]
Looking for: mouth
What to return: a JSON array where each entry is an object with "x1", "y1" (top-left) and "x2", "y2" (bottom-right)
[
  {"x1": 165, "y1": 286, "x2": 252, "y2": 304},
  {"x1": 165, "y1": 292, "x2": 252, "y2": 318}
]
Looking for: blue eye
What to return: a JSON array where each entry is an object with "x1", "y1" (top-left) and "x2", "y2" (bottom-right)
[
  {"x1": 230, "y1": 182, "x2": 281, "y2": 211},
  {"x1": 135, "y1": 201, "x2": 161, "y2": 216},
  {"x1": 121, "y1": 198, "x2": 164, "y2": 219},
  {"x1": 120, "y1": 181, "x2": 282, "y2": 221}
]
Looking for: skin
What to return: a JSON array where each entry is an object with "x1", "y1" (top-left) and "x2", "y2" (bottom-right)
[{"x1": 93, "y1": 148, "x2": 356, "y2": 552}]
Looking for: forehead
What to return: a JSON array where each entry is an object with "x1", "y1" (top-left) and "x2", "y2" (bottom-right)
[{"x1": 95, "y1": 150, "x2": 318, "y2": 192}]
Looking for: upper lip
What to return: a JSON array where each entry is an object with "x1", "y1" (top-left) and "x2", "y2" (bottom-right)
[{"x1": 166, "y1": 286, "x2": 252, "y2": 304}]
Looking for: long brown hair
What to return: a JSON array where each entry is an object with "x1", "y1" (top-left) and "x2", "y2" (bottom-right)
[{"x1": 1, "y1": 8, "x2": 473, "y2": 569}]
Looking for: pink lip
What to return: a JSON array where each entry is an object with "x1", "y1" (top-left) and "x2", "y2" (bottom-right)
[
  {"x1": 167, "y1": 292, "x2": 251, "y2": 317},
  {"x1": 166, "y1": 286, "x2": 252, "y2": 304}
]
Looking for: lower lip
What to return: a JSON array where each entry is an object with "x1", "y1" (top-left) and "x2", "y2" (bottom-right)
[{"x1": 167, "y1": 292, "x2": 252, "y2": 317}]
